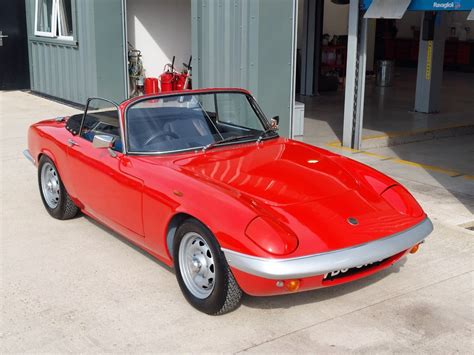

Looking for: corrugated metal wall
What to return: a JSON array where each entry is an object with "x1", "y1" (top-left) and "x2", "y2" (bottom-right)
[
  {"x1": 192, "y1": 0, "x2": 297, "y2": 137},
  {"x1": 25, "y1": 0, "x2": 127, "y2": 105}
]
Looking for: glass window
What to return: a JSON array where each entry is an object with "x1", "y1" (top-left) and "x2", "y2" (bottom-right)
[
  {"x1": 35, "y1": 0, "x2": 55, "y2": 36},
  {"x1": 126, "y1": 92, "x2": 272, "y2": 154},
  {"x1": 81, "y1": 99, "x2": 123, "y2": 152},
  {"x1": 57, "y1": 0, "x2": 73, "y2": 39},
  {"x1": 215, "y1": 93, "x2": 264, "y2": 131},
  {"x1": 35, "y1": 0, "x2": 74, "y2": 40}
]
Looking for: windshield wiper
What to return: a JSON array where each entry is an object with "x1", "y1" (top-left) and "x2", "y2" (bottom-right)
[
  {"x1": 256, "y1": 128, "x2": 278, "y2": 143},
  {"x1": 202, "y1": 134, "x2": 255, "y2": 152}
]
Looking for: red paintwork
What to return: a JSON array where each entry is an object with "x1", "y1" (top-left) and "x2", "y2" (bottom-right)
[{"x1": 27, "y1": 88, "x2": 426, "y2": 296}]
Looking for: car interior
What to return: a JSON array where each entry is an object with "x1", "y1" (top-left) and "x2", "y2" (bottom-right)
[
  {"x1": 126, "y1": 106, "x2": 262, "y2": 153},
  {"x1": 66, "y1": 104, "x2": 264, "y2": 154}
]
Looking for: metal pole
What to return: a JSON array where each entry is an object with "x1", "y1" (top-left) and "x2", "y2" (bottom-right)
[
  {"x1": 353, "y1": 18, "x2": 368, "y2": 149},
  {"x1": 342, "y1": 0, "x2": 360, "y2": 148},
  {"x1": 414, "y1": 12, "x2": 446, "y2": 113}
]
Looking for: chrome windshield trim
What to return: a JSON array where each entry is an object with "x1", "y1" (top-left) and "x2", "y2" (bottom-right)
[
  {"x1": 123, "y1": 90, "x2": 275, "y2": 155},
  {"x1": 23, "y1": 149, "x2": 36, "y2": 166},
  {"x1": 126, "y1": 135, "x2": 278, "y2": 156},
  {"x1": 222, "y1": 217, "x2": 433, "y2": 280}
]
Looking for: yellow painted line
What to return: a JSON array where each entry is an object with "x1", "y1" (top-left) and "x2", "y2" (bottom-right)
[
  {"x1": 359, "y1": 151, "x2": 391, "y2": 160},
  {"x1": 390, "y1": 159, "x2": 461, "y2": 177},
  {"x1": 360, "y1": 123, "x2": 474, "y2": 142},
  {"x1": 326, "y1": 141, "x2": 390, "y2": 159},
  {"x1": 325, "y1": 142, "x2": 472, "y2": 179},
  {"x1": 327, "y1": 140, "x2": 345, "y2": 147},
  {"x1": 426, "y1": 41, "x2": 433, "y2": 80},
  {"x1": 326, "y1": 141, "x2": 358, "y2": 152},
  {"x1": 328, "y1": 124, "x2": 473, "y2": 146}
]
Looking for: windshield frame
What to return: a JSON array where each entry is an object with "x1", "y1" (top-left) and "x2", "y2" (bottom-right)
[{"x1": 123, "y1": 90, "x2": 277, "y2": 156}]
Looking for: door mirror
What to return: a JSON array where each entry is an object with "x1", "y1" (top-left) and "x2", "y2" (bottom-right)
[
  {"x1": 92, "y1": 134, "x2": 114, "y2": 149},
  {"x1": 271, "y1": 116, "x2": 280, "y2": 129}
]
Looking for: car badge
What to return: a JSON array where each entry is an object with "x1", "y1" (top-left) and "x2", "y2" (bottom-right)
[{"x1": 347, "y1": 217, "x2": 359, "y2": 226}]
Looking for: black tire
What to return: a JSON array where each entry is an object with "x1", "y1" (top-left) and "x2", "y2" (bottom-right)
[
  {"x1": 173, "y1": 219, "x2": 243, "y2": 315},
  {"x1": 38, "y1": 155, "x2": 79, "y2": 220}
]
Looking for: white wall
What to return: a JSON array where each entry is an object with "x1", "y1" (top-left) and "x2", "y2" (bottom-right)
[
  {"x1": 126, "y1": 0, "x2": 192, "y2": 79},
  {"x1": 396, "y1": 11, "x2": 473, "y2": 40},
  {"x1": 323, "y1": 1, "x2": 349, "y2": 36}
]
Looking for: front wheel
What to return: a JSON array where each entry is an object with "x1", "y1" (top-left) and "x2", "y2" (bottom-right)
[
  {"x1": 173, "y1": 219, "x2": 242, "y2": 315},
  {"x1": 38, "y1": 155, "x2": 79, "y2": 220}
]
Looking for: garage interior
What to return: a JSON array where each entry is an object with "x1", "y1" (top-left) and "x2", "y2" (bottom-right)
[
  {"x1": 126, "y1": 0, "x2": 192, "y2": 85},
  {"x1": 295, "y1": 1, "x2": 474, "y2": 178}
]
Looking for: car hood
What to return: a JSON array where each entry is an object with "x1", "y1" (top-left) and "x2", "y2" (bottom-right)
[
  {"x1": 172, "y1": 138, "x2": 359, "y2": 206},
  {"x1": 169, "y1": 138, "x2": 424, "y2": 254}
]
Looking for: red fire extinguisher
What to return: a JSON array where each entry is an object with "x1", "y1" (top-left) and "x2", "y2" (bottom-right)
[
  {"x1": 159, "y1": 56, "x2": 176, "y2": 93},
  {"x1": 174, "y1": 56, "x2": 192, "y2": 91},
  {"x1": 144, "y1": 77, "x2": 159, "y2": 94}
]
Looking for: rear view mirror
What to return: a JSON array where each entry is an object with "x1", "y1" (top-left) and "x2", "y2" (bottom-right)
[
  {"x1": 271, "y1": 116, "x2": 280, "y2": 129},
  {"x1": 92, "y1": 134, "x2": 114, "y2": 149},
  {"x1": 92, "y1": 134, "x2": 117, "y2": 157}
]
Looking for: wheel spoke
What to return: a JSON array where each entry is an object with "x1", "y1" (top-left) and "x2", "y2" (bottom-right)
[
  {"x1": 179, "y1": 232, "x2": 216, "y2": 299},
  {"x1": 41, "y1": 162, "x2": 60, "y2": 209}
]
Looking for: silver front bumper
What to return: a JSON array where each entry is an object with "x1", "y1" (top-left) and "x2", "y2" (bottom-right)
[
  {"x1": 222, "y1": 217, "x2": 433, "y2": 280},
  {"x1": 23, "y1": 149, "x2": 36, "y2": 166}
]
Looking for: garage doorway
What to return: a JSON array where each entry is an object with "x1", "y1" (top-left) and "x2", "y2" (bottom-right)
[{"x1": 125, "y1": 0, "x2": 192, "y2": 96}]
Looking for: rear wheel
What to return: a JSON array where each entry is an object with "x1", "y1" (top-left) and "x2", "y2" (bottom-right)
[
  {"x1": 173, "y1": 219, "x2": 242, "y2": 315},
  {"x1": 38, "y1": 155, "x2": 79, "y2": 220}
]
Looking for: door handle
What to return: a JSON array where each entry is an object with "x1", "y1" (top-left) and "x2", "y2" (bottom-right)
[
  {"x1": 0, "y1": 31, "x2": 8, "y2": 47},
  {"x1": 67, "y1": 138, "x2": 79, "y2": 147}
]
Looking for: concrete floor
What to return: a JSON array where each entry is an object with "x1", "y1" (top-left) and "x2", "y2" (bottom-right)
[
  {"x1": 1, "y1": 90, "x2": 473, "y2": 353},
  {"x1": 298, "y1": 68, "x2": 474, "y2": 147}
]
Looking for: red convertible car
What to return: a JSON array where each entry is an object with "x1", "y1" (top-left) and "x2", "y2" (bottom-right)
[{"x1": 25, "y1": 88, "x2": 433, "y2": 315}]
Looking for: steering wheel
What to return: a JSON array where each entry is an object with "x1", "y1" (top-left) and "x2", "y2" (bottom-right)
[{"x1": 143, "y1": 131, "x2": 179, "y2": 146}]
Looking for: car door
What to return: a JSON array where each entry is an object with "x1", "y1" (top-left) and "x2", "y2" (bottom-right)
[{"x1": 67, "y1": 98, "x2": 144, "y2": 237}]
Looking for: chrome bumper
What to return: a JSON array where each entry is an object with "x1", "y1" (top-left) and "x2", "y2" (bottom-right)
[
  {"x1": 23, "y1": 149, "x2": 36, "y2": 166},
  {"x1": 222, "y1": 217, "x2": 433, "y2": 280}
]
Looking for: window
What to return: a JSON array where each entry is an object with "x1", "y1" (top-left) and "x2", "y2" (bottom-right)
[
  {"x1": 35, "y1": 0, "x2": 74, "y2": 41},
  {"x1": 126, "y1": 92, "x2": 271, "y2": 154},
  {"x1": 81, "y1": 99, "x2": 123, "y2": 152},
  {"x1": 35, "y1": 0, "x2": 54, "y2": 36}
]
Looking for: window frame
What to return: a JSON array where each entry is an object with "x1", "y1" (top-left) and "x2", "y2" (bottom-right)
[
  {"x1": 56, "y1": 0, "x2": 74, "y2": 41},
  {"x1": 80, "y1": 97, "x2": 125, "y2": 154},
  {"x1": 34, "y1": 0, "x2": 75, "y2": 42},
  {"x1": 34, "y1": 0, "x2": 57, "y2": 38},
  {"x1": 123, "y1": 91, "x2": 274, "y2": 156}
]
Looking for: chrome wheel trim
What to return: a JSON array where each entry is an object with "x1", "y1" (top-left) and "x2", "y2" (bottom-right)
[
  {"x1": 40, "y1": 162, "x2": 60, "y2": 209},
  {"x1": 179, "y1": 232, "x2": 216, "y2": 299}
]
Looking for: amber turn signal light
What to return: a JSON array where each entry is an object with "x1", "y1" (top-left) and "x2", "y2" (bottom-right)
[
  {"x1": 285, "y1": 280, "x2": 300, "y2": 292},
  {"x1": 410, "y1": 244, "x2": 420, "y2": 254}
]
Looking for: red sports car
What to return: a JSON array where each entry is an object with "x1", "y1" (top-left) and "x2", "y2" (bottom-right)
[{"x1": 25, "y1": 88, "x2": 433, "y2": 315}]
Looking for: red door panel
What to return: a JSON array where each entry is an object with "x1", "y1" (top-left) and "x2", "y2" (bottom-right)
[{"x1": 67, "y1": 138, "x2": 144, "y2": 236}]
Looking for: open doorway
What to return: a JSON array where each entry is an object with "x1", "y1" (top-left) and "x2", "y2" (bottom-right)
[
  {"x1": 126, "y1": 0, "x2": 192, "y2": 96},
  {"x1": 295, "y1": 1, "x2": 474, "y2": 157}
]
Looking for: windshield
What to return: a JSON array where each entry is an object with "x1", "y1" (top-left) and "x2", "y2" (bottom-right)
[{"x1": 126, "y1": 92, "x2": 276, "y2": 154}]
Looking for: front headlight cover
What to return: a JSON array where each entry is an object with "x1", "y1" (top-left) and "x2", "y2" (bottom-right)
[
  {"x1": 245, "y1": 216, "x2": 299, "y2": 256},
  {"x1": 381, "y1": 185, "x2": 423, "y2": 217}
]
